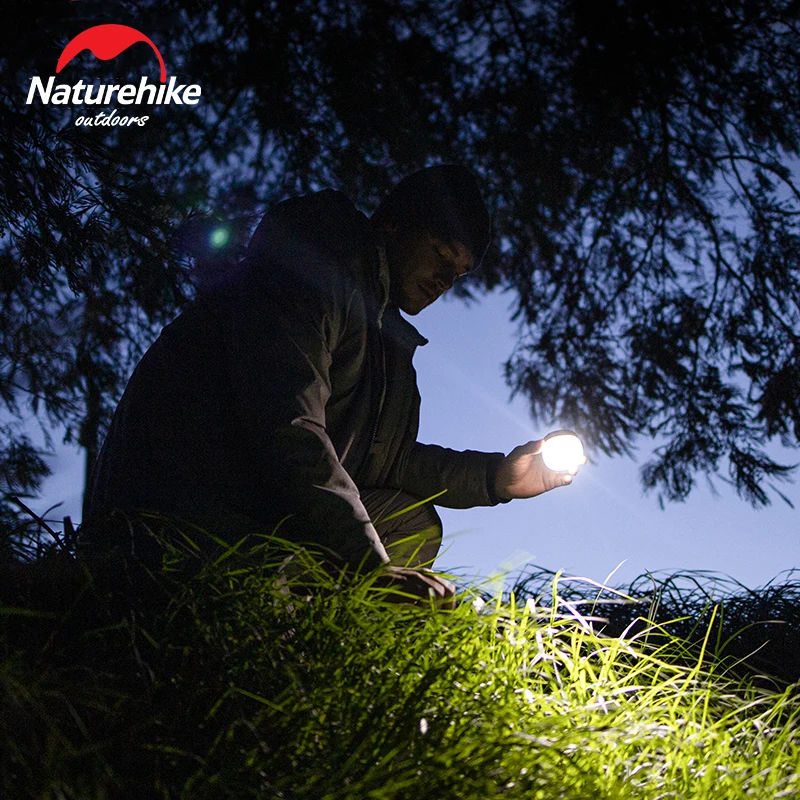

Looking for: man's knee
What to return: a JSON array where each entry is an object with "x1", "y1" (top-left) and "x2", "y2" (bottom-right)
[{"x1": 361, "y1": 488, "x2": 443, "y2": 568}]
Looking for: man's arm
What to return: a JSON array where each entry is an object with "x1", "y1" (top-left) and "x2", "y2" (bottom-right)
[
  {"x1": 401, "y1": 439, "x2": 582, "y2": 508},
  {"x1": 400, "y1": 442, "x2": 507, "y2": 508}
]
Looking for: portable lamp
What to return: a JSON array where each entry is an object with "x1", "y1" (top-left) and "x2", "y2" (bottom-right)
[{"x1": 541, "y1": 430, "x2": 585, "y2": 472}]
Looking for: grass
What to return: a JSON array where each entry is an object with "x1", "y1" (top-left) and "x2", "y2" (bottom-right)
[{"x1": 1, "y1": 524, "x2": 799, "y2": 798}]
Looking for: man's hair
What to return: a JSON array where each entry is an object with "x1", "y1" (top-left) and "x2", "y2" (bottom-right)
[{"x1": 373, "y1": 165, "x2": 492, "y2": 269}]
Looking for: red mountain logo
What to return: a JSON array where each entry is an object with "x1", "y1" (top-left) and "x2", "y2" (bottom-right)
[
  {"x1": 56, "y1": 24, "x2": 167, "y2": 83},
  {"x1": 25, "y1": 21, "x2": 201, "y2": 127}
]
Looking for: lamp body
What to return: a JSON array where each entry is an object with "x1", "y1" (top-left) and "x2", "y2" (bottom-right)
[{"x1": 541, "y1": 430, "x2": 584, "y2": 472}]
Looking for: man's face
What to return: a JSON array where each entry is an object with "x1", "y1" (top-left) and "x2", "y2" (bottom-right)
[{"x1": 385, "y1": 229, "x2": 474, "y2": 315}]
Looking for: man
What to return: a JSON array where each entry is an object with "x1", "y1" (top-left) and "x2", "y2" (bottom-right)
[{"x1": 84, "y1": 166, "x2": 581, "y2": 604}]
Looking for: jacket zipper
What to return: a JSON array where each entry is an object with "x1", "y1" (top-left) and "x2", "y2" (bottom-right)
[{"x1": 369, "y1": 326, "x2": 387, "y2": 454}]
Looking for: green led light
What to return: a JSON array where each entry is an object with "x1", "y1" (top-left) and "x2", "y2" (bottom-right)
[{"x1": 209, "y1": 227, "x2": 230, "y2": 248}]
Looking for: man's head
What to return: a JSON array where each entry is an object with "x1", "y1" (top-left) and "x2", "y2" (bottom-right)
[{"x1": 371, "y1": 165, "x2": 492, "y2": 315}]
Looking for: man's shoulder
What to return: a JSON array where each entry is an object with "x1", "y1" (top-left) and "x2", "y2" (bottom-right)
[
  {"x1": 234, "y1": 189, "x2": 380, "y2": 322},
  {"x1": 248, "y1": 189, "x2": 374, "y2": 265}
]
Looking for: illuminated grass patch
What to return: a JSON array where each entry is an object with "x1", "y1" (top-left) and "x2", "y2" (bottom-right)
[{"x1": 1, "y1": 532, "x2": 799, "y2": 798}]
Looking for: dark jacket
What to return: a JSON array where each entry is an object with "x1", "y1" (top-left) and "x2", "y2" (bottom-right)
[{"x1": 85, "y1": 190, "x2": 505, "y2": 567}]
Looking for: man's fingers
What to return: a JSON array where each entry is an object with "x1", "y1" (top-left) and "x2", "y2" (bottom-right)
[
  {"x1": 418, "y1": 571, "x2": 456, "y2": 603},
  {"x1": 511, "y1": 439, "x2": 543, "y2": 457},
  {"x1": 378, "y1": 567, "x2": 456, "y2": 608},
  {"x1": 566, "y1": 455, "x2": 587, "y2": 476},
  {"x1": 424, "y1": 580, "x2": 456, "y2": 609}
]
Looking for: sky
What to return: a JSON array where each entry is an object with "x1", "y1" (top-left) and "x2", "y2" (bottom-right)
[
  {"x1": 412, "y1": 289, "x2": 800, "y2": 592},
  {"x1": 29, "y1": 284, "x2": 799, "y2": 594}
]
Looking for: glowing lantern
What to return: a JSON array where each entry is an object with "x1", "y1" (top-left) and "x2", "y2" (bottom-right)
[{"x1": 541, "y1": 430, "x2": 585, "y2": 472}]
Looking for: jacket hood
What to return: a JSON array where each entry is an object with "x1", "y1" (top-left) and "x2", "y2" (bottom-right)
[{"x1": 248, "y1": 189, "x2": 375, "y2": 270}]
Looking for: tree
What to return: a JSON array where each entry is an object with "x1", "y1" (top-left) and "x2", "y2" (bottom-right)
[
  {"x1": 0, "y1": 0, "x2": 192, "y2": 543},
  {"x1": 484, "y1": 0, "x2": 800, "y2": 507},
  {"x1": 2, "y1": 0, "x2": 799, "y2": 544}
]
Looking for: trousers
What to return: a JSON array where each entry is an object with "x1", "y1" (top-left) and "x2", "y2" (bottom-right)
[
  {"x1": 78, "y1": 488, "x2": 443, "y2": 574},
  {"x1": 360, "y1": 488, "x2": 443, "y2": 568}
]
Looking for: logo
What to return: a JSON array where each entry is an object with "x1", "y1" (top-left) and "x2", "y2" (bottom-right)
[
  {"x1": 26, "y1": 22, "x2": 201, "y2": 127},
  {"x1": 57, "y1": 24, "x2": 167, "y2": 83}
]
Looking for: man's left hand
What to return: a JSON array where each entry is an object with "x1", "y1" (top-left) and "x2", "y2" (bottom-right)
[{"x1": 494, "y1": 439, "x2": 585, "y2": 501}]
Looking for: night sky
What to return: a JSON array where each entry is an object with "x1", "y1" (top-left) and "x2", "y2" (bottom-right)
[{"x1": 414, "y1": 290, "x2": 800, "y2": 591}]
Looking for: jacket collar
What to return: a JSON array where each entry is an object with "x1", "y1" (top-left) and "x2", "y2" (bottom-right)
[
  {"x1": 376, "y1": 242, "x2": 391, "y2": 326},
  {"x1": 376, "y1": 242, "x2": 428, "y2": 349}
]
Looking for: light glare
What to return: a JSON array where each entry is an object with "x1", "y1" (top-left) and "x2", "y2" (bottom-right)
[
  {"x1": 542, "y1": 431, "x2": 584, "y2": 472},
  {"x1": 210, "y1": 227, "x2": 230, "y2": 248}
]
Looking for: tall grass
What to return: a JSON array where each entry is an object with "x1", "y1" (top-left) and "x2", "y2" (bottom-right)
[
  {"x1": 1, "y1": 527, "x2": 799, "y2": 798},
  {"x1": 512, "y1": 566, "x2": 800, "y2": 688}
]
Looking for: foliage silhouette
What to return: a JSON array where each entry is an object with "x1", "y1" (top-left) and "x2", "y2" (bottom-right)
[{"x1": 2, "y1": 0, "x2": 800, "y2": 538}]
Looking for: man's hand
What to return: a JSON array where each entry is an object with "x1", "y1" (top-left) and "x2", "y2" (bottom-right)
[
  {"x1": 374, "y1": 565, "x2": 456, "y2": 609},
  {"x1": 494, "y1": 439, "x2": 585, "y2": 501}
]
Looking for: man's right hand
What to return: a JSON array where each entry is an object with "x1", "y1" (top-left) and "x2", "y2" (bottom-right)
[{"x1": 374, "y1": 565, "x2": 456, "y2": 609}]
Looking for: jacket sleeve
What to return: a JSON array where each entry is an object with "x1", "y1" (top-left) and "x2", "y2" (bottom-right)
[
  {"x1": 216, "y1": 243, "x2": 389, "y2": 571},
  {"x1": 400, "y1": 442, "x2": 508, "y2": 509}
]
